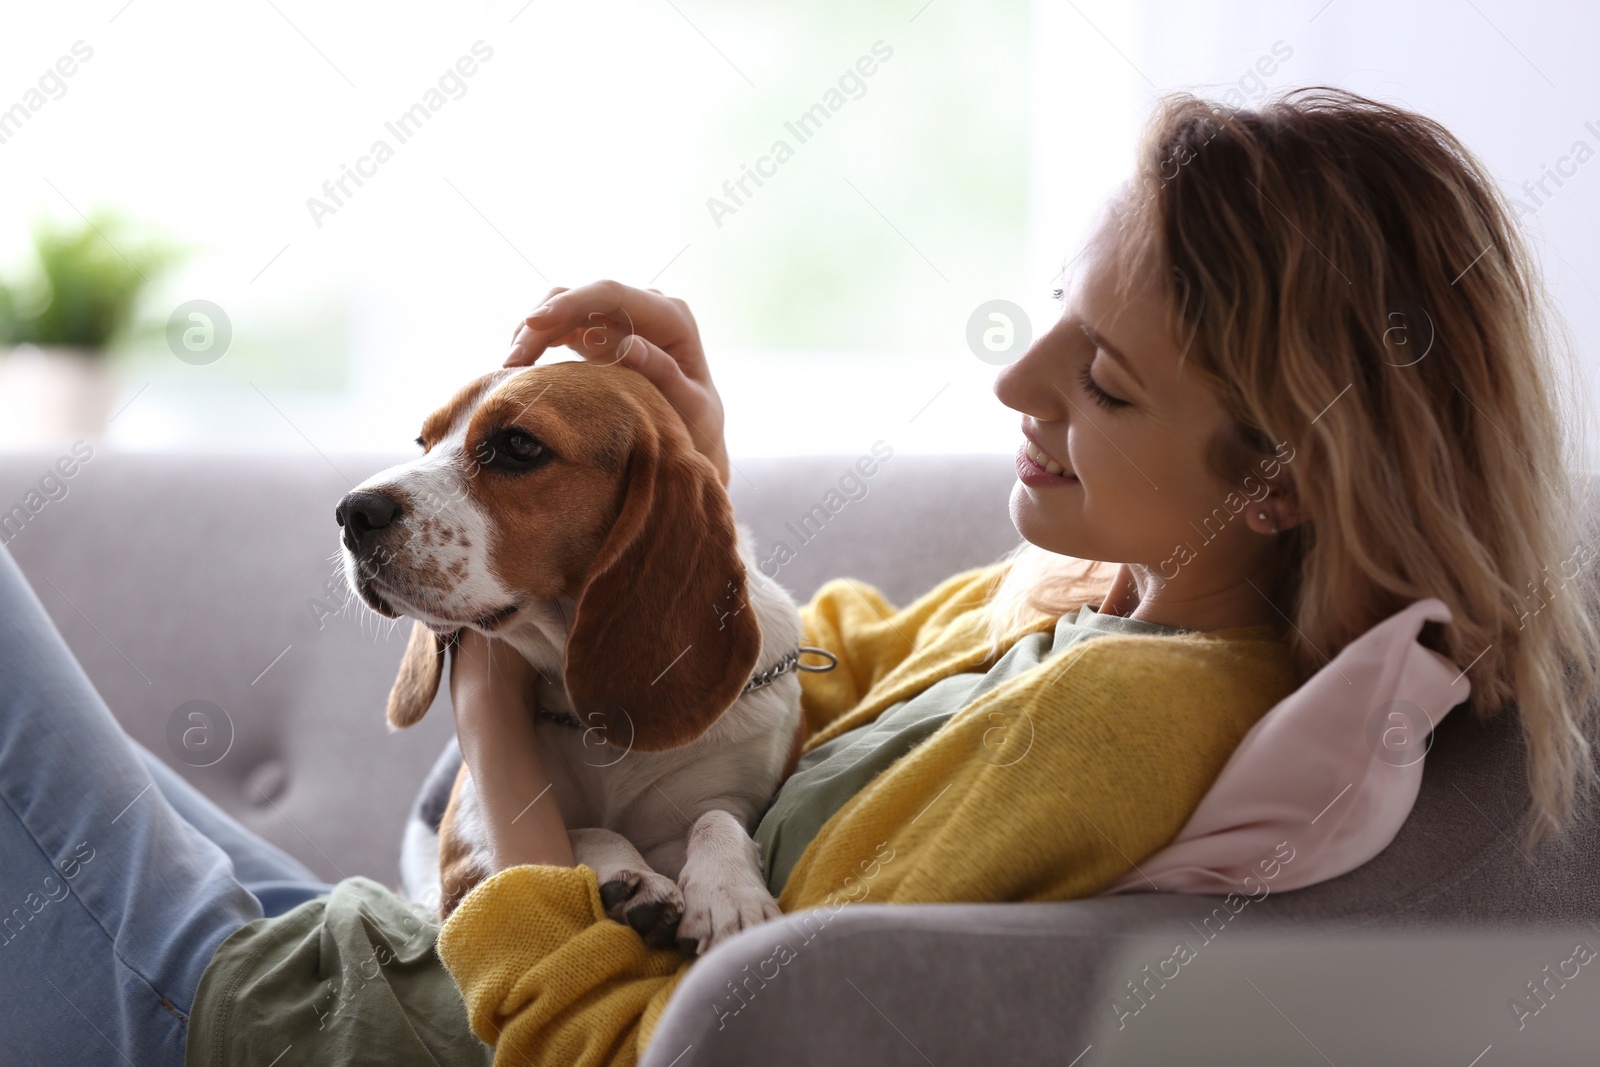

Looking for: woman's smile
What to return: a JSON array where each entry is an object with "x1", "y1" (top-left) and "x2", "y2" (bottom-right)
[{"x1": 1016, "y1": 435, "x2": 1079, "y2": 488}]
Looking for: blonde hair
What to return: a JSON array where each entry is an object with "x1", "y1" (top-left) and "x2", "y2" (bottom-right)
[{"x1": 986, "y1": 87, "x2": 1600, "y2": 847}]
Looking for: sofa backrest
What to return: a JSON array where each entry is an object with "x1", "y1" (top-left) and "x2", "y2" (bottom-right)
[
  {"x1": 0, "y1": 450, "x2": 1022, "y2": 885},
  {"x1": 2, "y1": 449, "x2": 1594, "y2": 922}
]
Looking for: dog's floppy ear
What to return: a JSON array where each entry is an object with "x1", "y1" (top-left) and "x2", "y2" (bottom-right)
[
  {"x1": 564, "y1": 418, "x2": 763, "y2": 752},
  {"x1": 387, "y1": 621, "x2": 453, "y2": 730}
]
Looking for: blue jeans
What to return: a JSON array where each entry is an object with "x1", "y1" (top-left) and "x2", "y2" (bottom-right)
[{"x1": 0, "y1": 545, "x2": 336, "y2": 1066}]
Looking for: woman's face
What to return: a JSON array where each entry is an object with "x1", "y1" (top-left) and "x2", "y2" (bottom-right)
[{"x1": 994, "y1": 203, "x2": 1268, "y2": 577}]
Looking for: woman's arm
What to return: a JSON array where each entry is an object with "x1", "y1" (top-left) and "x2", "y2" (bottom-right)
[
  {"x1": 441, "y1": 630, "x2": 693, "y2": 1066},
  {"x1": 448, "y1": 629, "x2": 574, "y2": 871},
  {"x1": 437, "y1": 863, "x2": 694, "y2": 1067}
]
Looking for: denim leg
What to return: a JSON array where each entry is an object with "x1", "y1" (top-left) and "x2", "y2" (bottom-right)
[
  {"x1": 130, "y1": 740, "x2": 335, "y2": 917},
  {"x1": 0, "y1": 545, "x2": 295, "y2": 1066}
]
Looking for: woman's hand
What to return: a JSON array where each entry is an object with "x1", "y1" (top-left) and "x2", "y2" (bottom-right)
[
  {"x1": 447, "y1": 629, "x2": 574, "y2": 872},
  {"x1": 505, "y1": 281, "x2": 730, "y2": 486}
]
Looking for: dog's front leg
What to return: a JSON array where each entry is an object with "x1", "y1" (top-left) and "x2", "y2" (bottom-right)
[
  {"x1": 676, "y1": 809, "x2": 783, "y2": 955},
  {"x1": 570, "y1": 827, "x2": 687, "y2": 949}
]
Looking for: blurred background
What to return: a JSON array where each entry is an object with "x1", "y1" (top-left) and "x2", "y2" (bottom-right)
[{"x1": 0, "y1": 0, "x2": 1597, "y2": 464}]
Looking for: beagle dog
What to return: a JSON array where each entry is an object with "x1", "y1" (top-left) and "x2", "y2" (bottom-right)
[{"x1": 336, "y1": 360, "x2": 827, "y2": 953}]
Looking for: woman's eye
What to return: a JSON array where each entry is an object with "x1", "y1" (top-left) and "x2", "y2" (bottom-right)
[{"x1": 1078, "y1": 362, "x2": 1130, "y2": 411}]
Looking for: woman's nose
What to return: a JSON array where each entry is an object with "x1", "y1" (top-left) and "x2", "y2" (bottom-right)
[{"x1": 993, "y1": 332, "x2": 1069, "y2": 422}]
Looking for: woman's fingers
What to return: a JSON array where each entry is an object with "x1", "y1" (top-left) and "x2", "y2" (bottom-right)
[
  {"x1": 506, "y1": 280, "x2": 705, "y2": 377},
  {"x1": 514, "y1": 316, "x2": 671, "y2": 370},
  {"x1": 563, "y1": 324, "x2": 697, "y2": 406},
  {"x1": 518, "y1": 314, "x2": 698, "y2": 408},
  {"x1": 506, "y1": 286, "x2": 573, "y2": 366},
  {"x1": 508, "y1": 315, "x2": 698, "y2": 412},
  {"x1": 507, "y1": 319, "x2": 589, "y2": 367},
  {"x1": 507, "y1": 287, "x2": 571, "y2": 346},
  {"x1": 526, "y1": 281, "x2": 689, "y2": 340},
  {"x1": 508, "y1": 288, "x2": 569, "y2": 343},
  {"x1": 558, "y1": 322, "x2": 726, "y2": 470}
]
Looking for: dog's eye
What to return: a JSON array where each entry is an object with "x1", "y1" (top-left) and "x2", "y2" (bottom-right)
[
  {"x1": 502, "y1": 431, "x2": 541, "y2": 459},
  {"x1": 415, "y1": 435, "x2": 426, "y2": 450},
  {"x1": 477, "y1": 427, "x2": 550, "y2": 472}
]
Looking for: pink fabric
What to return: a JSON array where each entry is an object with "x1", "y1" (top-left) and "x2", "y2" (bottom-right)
[{"x1": 1101, "y1": 598, "x2": 1470, "y2": 895}]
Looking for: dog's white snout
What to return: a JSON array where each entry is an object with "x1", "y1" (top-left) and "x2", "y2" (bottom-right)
[{"x1": 339, "y1": 445, "x2": 511, "y2": 631}]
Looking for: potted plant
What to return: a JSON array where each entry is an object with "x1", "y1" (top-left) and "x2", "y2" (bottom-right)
[{"x1": 0, "y1": 210, "x2": 178, "y2": 443}]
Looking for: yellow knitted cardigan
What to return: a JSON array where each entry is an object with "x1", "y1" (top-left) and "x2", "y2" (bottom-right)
[{"x1": 435, "y1": 563, "x2": 1298, "y2": 1065}]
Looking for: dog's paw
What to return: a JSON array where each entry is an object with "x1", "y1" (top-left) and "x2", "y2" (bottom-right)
[
  {"x1": 599, "y1": 868, "x2": 685, "y2": 949},
  {"x1": 677, "y1": 873, "x2": 783, "y2": 956}
]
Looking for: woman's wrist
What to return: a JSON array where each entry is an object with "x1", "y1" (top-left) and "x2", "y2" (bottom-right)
[
  {"x1": 448, "y1": 632, "x2": 576, "y2": 871},
  {"x1": 458, "y1": 694, "x2": 575, "y2": 870}
]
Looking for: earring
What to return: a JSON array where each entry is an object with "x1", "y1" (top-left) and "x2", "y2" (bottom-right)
[{"x1": 1258, "y1": 510, "x2": 1279, "y2": 534}]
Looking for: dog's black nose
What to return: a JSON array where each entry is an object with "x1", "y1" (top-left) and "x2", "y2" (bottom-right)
[{"x1": 336, "y1": 489, "x2": 402, "y2": 550}]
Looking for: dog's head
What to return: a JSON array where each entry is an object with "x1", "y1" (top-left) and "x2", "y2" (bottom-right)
[{"x1": 336, "y1": 360, "x2": 761, "y2": 752}]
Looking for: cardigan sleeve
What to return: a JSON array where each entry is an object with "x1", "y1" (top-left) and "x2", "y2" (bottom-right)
[
  {"x1": 435, "y1": 863, "x2": 692, "y2": 1067},
  {"x1": 796, "y1": 564, "x2": 1005, "y2": 738}
]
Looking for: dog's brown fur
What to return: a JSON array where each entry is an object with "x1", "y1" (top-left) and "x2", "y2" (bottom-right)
[{"x1": 377, "y1": 362, "x2": 765, "y2": 918}]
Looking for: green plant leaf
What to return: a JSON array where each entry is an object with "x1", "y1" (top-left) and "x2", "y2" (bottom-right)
[{"x1": 0, "y1": 210, "x2": 184, "y2": 352}]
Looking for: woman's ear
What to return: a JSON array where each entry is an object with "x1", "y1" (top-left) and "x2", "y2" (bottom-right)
[
  {"x1": 1265, "y1": 472, "x2": 1308, "y2": 534},
  {"x1": 563, "y1": 419, "x2": 763, "y2": 752},
  {"x1": 387, "y1": 620, "x2": 452, "y2": 730}
]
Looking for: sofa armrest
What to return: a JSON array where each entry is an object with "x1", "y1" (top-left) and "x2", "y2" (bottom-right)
[
  {"x1": 643, "y1": 895, "x2": 1219, "y2": 1067},
  {"x1": 647, "y1": 900, "x2": 1600, "y2": 1066}
]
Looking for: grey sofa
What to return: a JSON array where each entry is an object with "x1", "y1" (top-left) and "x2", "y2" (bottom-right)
[{"x1": 3, "y1": 450, "x2": 1596, "y2": 1065}]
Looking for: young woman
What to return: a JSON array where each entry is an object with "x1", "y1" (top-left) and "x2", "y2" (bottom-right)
[{"x1": 1, "y1": 87, "x2": 1595, "y2": 1067}]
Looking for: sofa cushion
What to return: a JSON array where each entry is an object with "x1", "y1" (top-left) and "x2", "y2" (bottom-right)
[{"x1": 1103, "y1": 596, "x2": 1469, "y2": 895}]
